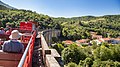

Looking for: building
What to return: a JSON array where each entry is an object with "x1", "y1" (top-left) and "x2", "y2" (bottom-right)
[
  {"x1": 102, "y1": 38, "x2": 111, "y2": 43},
  {"x1": 63, "y1": 40, "x2": 73, "y2": 45},
  {"x1": 76, "y1": 39, "x2": 89, "y2": 44},
  {"x1": 92, "y1": 35, "x2": 102, "y2": 39},
  {"x1": 102, "y1": 38, "x2": 120, "y2": 44},
  {"x1": 76, "y1": 39, "x2": 89, "y2": 46},
  {"x1": 111, "y1": 38, "x2": 120, "y2": 44}
]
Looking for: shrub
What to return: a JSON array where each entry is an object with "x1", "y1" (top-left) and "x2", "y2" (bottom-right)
[
  {"x1": 67, "y1": 62, "x2": 78, "y2": 67},
  {"x1": 62, "y1": 44, "x2": 86, "y2": 64},
  {"x1": 93, "y1": 46, "x2": 112, "y2": 61},
  {"x1": 110, "y1": 45, "x2": 120, "y2": 62},
  {"x1": 92, "y1": 60, "x2": 120, "y2": 67},
  {"x1": 79, "y1": 57, "x2": 93, "y2": 67},
  {"x1": 53, "y1": 43, "x2": 64, "y2": 55}
]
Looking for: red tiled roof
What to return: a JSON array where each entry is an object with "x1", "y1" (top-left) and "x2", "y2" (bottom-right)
[
  {"x1": 76, "y1": 39, "x2": 89, "y2": 43},
  {"x1": 98, "y1": 39, "x2": 104, "y2": 42},
  {"x1": 114, "y1": 38, "x2": 120, "y2": 41},
  {"x1": 90, "y1": 32, "x2": 97, "y2": 35},
  {"x1": 63, "y1": 40, "x2": 73, "y2": 45},
  {"x1": 102, "y1": 38, "x2": 111, "y2": 41},
  {"x1": 92, "y1": 35, "x2": 102, "y2": 38}
]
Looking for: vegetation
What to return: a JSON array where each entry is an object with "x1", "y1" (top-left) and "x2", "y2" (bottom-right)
[
  {"x1": 62, "y1": 44, "x2": 86, "y2": 64},
  {"x1": 52, "y1": 43, "x2": 64, "y2": 55},
  {"x1": 0, "y1": 9, "x2": 52, "y2": 28},
  {"x1": 0, "y1": 9, "x2": 120, "y2": 40},
  {"x1": 1, "y1": 8, "x2": 120, "y2": 67},
  {"x1": 66, "y1": 62, "x2": 78, "y2": 67},
  {"x1": 50, "y1": 15, "x2": 120, "y2": 40},
  {"x1": 56, "y1": 42, "x2": 120, "y2": 67},
  {"x1": 0, "y1": 5, "x2": 9, "y2": 10}
]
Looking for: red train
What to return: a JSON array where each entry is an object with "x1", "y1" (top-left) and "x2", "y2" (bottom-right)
[{"x1": 0, "y1": 21, "x2": 37, "y2": 67}]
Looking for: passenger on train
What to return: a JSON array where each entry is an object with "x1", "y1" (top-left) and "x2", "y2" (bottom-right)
[
  {"x1": 0, "y1": 27, "x2": 5, "y2": 34},
  {"x1": 5, "y1": 27, "x2": 12, "y2": 35},
  {"x1": 2, "y1": 30, "x2": 24, "y2": 53},
  {"x1": 4, "y1": 24, "x2": 10, "y2": 31}
]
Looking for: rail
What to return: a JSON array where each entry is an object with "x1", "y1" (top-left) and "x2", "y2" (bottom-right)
[{"x1": 18, "y1": 31, "x2": 36, "y2": 67}]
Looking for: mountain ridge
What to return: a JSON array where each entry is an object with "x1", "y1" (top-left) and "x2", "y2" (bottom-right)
[{"x1": 0, "y1": 0, "x2": 16, "y2": 9}]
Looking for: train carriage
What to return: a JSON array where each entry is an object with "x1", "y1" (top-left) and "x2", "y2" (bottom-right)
[{"x1": 0, "y1": 21, "x2": 37, "y2": 67}]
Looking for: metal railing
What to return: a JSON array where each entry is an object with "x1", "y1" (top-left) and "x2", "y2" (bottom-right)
[
  {"x1": 18, "y1": 36, "x2": 33, "y2": 67},
  {"x1": 18, "y1": 31, "x2": 36, "y2": 67}
]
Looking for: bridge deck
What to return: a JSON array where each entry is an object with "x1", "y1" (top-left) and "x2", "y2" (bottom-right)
[{"x1": 32, "y1": 30, "x2": 62, "y2": 67}]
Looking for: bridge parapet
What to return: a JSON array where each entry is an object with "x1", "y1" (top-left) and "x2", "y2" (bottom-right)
[
  {"x1": 40, "y1": 30, "x2": 61, "y2": 67},
  {"x1": 46, "y1": 55, "x2": 60, "y2": 67}
]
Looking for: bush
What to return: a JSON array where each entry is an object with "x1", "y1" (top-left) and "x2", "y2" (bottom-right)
[
  {"x1": 92, "y1": 59, "x2": 101, "y2": 67},
  {"x1": 84, "y1": 58, "x2": 93, "y2": 67},
  {"x1": 53, "y1": 43, "x2": 64, "y2": 55},
  {"x1": 83, "y1": 46, "x2": 93, "y2": 59},
  {"x1": 114, "y1": 61, "x2": 120, "y2": 67},
  {"x1": 62, "y1": 44, "x2": 86, "y2": 64},
  {"x1": 81, "y1": 44, "x2": 88, "y2": 47},
  {"x1": 110, "y1": 45, "x2": 120, "y2": 62},
  {"x1": 92, "y1": 60, "x2": 120, "y2": 67},
  {"x1": 93, "y1": 46, "x2": 112, "y2": 61},
  {"x1": 79, "y1": 57, "x2": 93, "y2": 67},
  {"x1": 67, "y1": 62, "x2": 78, "y2": 67}
]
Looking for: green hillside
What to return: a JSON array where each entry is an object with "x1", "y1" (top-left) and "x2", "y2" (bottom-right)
[
  {"x1": 0, "y1": 9, "x2": 120, "y2": 39},
  {"x1": 0, "y1": 5, "x2": 9, "y2": 10},
  {"x1": 0, "y1": 1, "x2": 16, "y2": 9},
  {"x1": 50, "y1": 15, "x2": 120, "y2": 39},
  {"x1": 0, "y1": 9, "x2": 52, "y2": 28}
]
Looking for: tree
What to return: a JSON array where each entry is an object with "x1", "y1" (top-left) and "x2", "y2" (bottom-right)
[
  {"x1": 93, "y1": 46, "x2": 112, "y2": 61},
  {"x1": 79, "y1": 57, "x2": 93, "y2": 67},
  {"x1": 62, "y1": 44, "x2": 86, "y2": 64},
  {"x1": 110, "y1": 45, "x2": 120, "y2": 62},
  {"x1": 92, "y1": 60, "x2": 120, "y2": 67},
  {"x1": 67, "y1": 62, "x2": 78, "y2": 67},
  {"x1": 53, "y1": 43, "x2": 64, "y2": 55}
]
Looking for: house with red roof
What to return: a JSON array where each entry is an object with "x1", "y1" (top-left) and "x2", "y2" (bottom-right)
[
  {"x1": 111, "y1": 38, "x2": 120, "y2": 44},
  {"x1": 63, "y1": 40, "x2": 73, "y2": 45},
  {"x1": 76, "y1": 39, "x2": 89, "y2": 46},
  {"x1": 92, "y1": 35, "x2": 102, "y2": 39},
  {"x1": 76, "y1": 39, "x2": 89, "y2": 43}
]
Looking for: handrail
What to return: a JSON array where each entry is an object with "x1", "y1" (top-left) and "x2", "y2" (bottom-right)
[{"x1": 18, "y1": 36, "x2": 33, "y2": 67}]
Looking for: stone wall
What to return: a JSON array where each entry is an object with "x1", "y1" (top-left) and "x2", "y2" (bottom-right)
[{"x1": 40, "y1": 30, "x2": 61, "y2": 67}]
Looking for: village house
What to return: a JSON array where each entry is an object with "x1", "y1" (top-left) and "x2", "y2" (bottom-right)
[
  {"x1": 102, "y1": 38, "x2": 111, "y2": 43},
  {"x1": 92, "y1": 35, "x2": 102, "y2": 39},
  {"x1": 90, "y1": 32, "x2": 97, "y2": 35},
  {"x1": 110, "y1": 38, "x2": 120, "y2": 44},
  {"x1": 90, "y1": 38, "x2": 104, "y2": 45},
  {"x1": 62, "y1": 40, "x2": 73, "y2": 45},
  {"x1": 76, "y1": 39, "x2": 89, "y2": 46},
  {"x1": 76, "y1": 39, "x2": 89, "y2": 44},
  {"x1": 100, "y1": 38, "x2": 120, "y2": 44},
  {"x1": 90, "y1": 32, "x2": 103, "y2": 39}
]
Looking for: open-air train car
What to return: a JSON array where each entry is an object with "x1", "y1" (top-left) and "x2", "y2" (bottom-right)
[{"x1": 0, "y1": 21, "x2": 37, "y2": 67}]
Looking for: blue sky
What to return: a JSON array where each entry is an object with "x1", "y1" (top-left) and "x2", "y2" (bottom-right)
[{"x1": 1, "y1": 0, "x2": 120, "y2": 17}]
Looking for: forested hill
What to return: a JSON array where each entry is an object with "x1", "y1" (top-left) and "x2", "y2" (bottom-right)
[
  {"x1": 0, "y1": 9, "x2": 52, "y2": 28},
  {"x1": 0, "y1": 9, "x2": 120, "y2": 39},
  {"x1": 0, "y1": 5, "x2": 9, "y2": 10},
  {"x1": 0, "y1": 1, "x2": 15, "y2": 9},
  {"x1": 51, "y1": 15, "x2": 120, "y2": 40}
]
